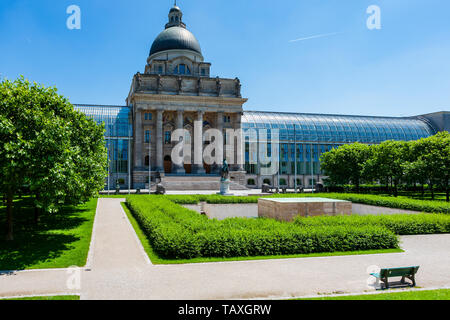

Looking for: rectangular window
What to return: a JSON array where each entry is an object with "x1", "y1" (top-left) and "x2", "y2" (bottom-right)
[
  {"x1": 165, "y1": 131, "x2": 171, "y2": 144},
  {"x1": 297, "y1": 144, "x2": 304, "y2": 162},
  {"x1": 144, "y1": 113, "x2": 152, "y2": 121},
  {"x1": 282, "y1": 144, "x2": 288, "y2": 161},
  {"x1": 313, "y1": 145, "x2": 319, "y2": 161},
  {"x1": 305, "y1": 145, "x2": 311, "y2": 162},
  {"x1": 201, "y1": 68, "x2": 206, "y2": 76},
  {"x1": 290, "y1": 144, "x2": 295, "y2": 162},
  {"x1": 158, "y1": 66, "x2": 163, "y2": 74},
  {"x1": 145, "y1": 130, "x2": 150, "y2": 143}
]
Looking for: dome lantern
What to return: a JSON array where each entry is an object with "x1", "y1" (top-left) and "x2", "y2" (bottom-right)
[
  {"x1": 165, "y1": 3, "x2": 186, "y2": 29},
  {"x1": 149, "y1": 4, "x2": 202, "y2": 58}
]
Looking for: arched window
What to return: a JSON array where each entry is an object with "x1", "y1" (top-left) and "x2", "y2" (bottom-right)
[{"x1": 174, "y1": 64, "x2": 191, "y2": 75}]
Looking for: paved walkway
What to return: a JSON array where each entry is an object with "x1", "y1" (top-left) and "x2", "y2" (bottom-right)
[{"x1": 1, "y1": 198, "x2": 450, "y2": 300}]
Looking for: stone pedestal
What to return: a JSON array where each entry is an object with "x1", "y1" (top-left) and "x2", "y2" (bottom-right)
[
  {"x1": 258, "y1": 198, "x2": 352, "y2": 222},
  {"x1": 218, "y1": 179, "x2": 233, "y2": 196}
]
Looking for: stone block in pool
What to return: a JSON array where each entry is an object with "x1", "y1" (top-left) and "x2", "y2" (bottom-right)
[{"x1": 258, "y1": 198, "x2": 352, "y2": 222}]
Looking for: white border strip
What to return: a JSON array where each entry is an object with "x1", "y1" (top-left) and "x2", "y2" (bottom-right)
[
  {"x1": 0, "y1": 293, "x2": 81, "y2": 300},
  {"x1": 260, "y1": 286, "x2": 450, "y2": 300},
  {"x1": 84, "y1": 198, "x2": 101, "y2": 270},
  {"x1": 118, "y1": 199, "x2": 152, "y2": 265}
]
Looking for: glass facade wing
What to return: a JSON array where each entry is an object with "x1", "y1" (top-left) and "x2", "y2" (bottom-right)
[
  {"x1": 74, "y1": 104, "x2": 132, "y2": 138},
  {"x1": 74, "y1": 104, "x2": 133, "y2": 179},
  {"x1": 242, "y1": 111, "x2": 435, "y2": 144}
]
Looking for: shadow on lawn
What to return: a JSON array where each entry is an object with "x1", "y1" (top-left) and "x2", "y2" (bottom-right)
[{"x1": 0, "y1": 200, "x2": 88, "y2": 271}]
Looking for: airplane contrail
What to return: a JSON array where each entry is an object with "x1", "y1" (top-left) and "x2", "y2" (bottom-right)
[{"x1": 289, "y1": 32, "x2": 342, "y2": 43}]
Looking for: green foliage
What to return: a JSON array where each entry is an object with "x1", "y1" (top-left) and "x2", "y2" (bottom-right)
[
  {"x1": 0, "y1": 77, "x2": 107, "y2": 239},
  {"x1": 294, "y1": 213, "x2": 450, "y2": 235},
  {"x1": 164, "y1": 193, "x2": 450, "y2": 214},
  {"x1": 0, "y1": 198, "x2": 98, "y2": 270},
  {"x1": 362, "y1": 140, "x2": 410, "y2": 196},
  {"x1": 319, "y1": 133, "x2": 450, "y2": 201},
  {"x1": 126, "y1": 196, "x2": 399, "y2": 259},
  {"x1": 320, "y1": 143, "x2": 372, "y2": 190}
]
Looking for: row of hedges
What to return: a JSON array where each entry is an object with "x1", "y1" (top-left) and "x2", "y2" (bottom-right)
[
  {"x1": 294, "y1": 214, "x2": 450, "y2": 235},
  {"x1": 166, "y1": 193, "x2": 450, "y2": 214},
  {"x1": 322, "y1": 193, "x2": 450, "y2": 214},
  {"x1": 326, "y1": 184, "x2": 445, "y2": 194},
  {"x1": 126, "y1": 195, "x2": 399, "y2": 259}
]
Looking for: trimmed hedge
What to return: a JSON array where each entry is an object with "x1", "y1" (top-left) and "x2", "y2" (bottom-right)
[
  {"x1": 126, "y1": 195, "x2": 398, "y2": 259},
  {"x1": 326, "y1": 184, "x2": 444, "y2": 194},
  {"x1": 166, "y1": 193, "x2": 450, "y2": 214},
  {"x1": 294, "y1": 214, "x2": 450, "y2": 235}
]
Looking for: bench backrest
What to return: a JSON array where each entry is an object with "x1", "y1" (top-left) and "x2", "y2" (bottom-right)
[{"x1": 380, "y1": 266, "x2": 419, "y2": 278}]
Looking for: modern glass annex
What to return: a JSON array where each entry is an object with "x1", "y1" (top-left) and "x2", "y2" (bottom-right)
[
  {"x1": 242, "y1": 111, "x2": 435, "y2": 144},
  {"x1": 241, "y1": 111, "x2": 436, "y2": 181},
  {"x1": 74, "y1": 105, "x2": 133, "y2": 189}
]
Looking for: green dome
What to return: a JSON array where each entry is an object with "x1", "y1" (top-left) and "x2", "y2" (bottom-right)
[{"x1": 150, "y1": 26, "x2": 202, "y2": 56}]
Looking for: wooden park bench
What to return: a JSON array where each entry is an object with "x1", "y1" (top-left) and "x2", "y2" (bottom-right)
[{"x1": 371, "y1": 266, "x2": 420, "y2": 289}]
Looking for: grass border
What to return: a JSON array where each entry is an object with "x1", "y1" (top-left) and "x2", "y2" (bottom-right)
[
  {"x1": 0, "y1": 198, "x2": 98, "y2": 271},
  {"x1": 296, "y1": 288, "x2": 450, "y2": 300},
  {"x1": 0, "y1": 295, "x2": 80, "y2": 301},
  {"x1": 120, "y1": 202, "x2": 404, "y2": 265}
]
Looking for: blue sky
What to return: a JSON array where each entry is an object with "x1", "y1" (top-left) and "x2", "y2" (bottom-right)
[{"x1": 0, "y1": 0, "x2": 449, "y2": 117}]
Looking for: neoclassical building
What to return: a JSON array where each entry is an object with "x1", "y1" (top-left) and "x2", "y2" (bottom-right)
[{"x1": 75, "y1": 5, "x2": 449, "y2": 191}]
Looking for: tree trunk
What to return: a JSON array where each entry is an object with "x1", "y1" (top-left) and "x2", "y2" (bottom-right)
[
  {"x1": 394, "y1": 179, "x2": 398, "y2": 198},
  {"x1": 34, "y1": 207, "x2": 40, "y2": 224},
  {"x1": 430, "y1": 181, "x2": 435, "y2": 200},
  {"x1": 34, "y1": 194, "x2": 41, "y2": 224},
  {"x1": 446, "y1": 178, "x2": 449, "y2": 203},
  {"x1": 421, "y1": 184, "x2": 425, "y2": 199},
  {"x1": 6, "y1": 189, "x2": 14, "y2": 241}
]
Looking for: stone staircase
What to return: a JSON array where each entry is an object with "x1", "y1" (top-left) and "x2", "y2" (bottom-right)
[{"x1": 161, "y1": 175, "x2": 249, "y2": 191}]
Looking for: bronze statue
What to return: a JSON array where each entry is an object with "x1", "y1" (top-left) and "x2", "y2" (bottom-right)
[
  {"x1": 235, "y1": 77, "x2": 241, "y2": 98},
  {"x1": 157, "y1": 74, "x2": 163, "y2": 93},
  {"x1": 177, "y1": 76, "x2": 183, "y2": 94},
  {"x1": 216, "y1": 77, "x2": 222, "y2": 96},
  {"x1": 197, "y1": 77, "x2": 202, "y2": 95},
  {"x1": 221, "y1": 159, "x2": 229, "y2": 181}
]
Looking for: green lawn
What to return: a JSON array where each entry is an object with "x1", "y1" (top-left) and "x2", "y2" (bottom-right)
[
  {"x1": 301, "y1": 289, "x2": 450, "y2": 300},
  {"x1": 120, "y1": 202, "x2": 403, "y2": 265},
  {"x1": 0, "y1": 198, "x2": 97, "y2": 271},
  {"x1": 370, "y1": 191, "x2": 448, "y2": 202},
  {"x1": 1, "y1": 295, "x2": 80, "y2": 301}
]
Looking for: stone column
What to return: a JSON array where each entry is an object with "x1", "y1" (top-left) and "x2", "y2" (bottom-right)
[
  {"x1": 193, "y1": 110, "x2": 206, "y2": 174},
  {"x1": 134, "y1": 109, "x2": 143, "y2": 168},
  {"x1": 155, "y1": 109, "x2": 164, "y2": 172},
  {"x1": 172, "y1": 110, "x2": 186, "y2": 174},
  {"x1": 234, "y1": 112, "x2": 244, "y2": 171},
  {"x1": 214, "y1": 111, "x2": 224, "y2": 174}
]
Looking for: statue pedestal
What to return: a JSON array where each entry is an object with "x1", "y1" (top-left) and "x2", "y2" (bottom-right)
[{"x1": 218, "y1": 179, "x2": 233, "y2": 196}]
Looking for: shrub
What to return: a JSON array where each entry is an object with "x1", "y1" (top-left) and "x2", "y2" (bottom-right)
[
  {"x1": 294, "y1": 214, "x2": 450, "y2": 235},
  {"x1": 126, "y1": 195, "x2": 399, "y2": 259},
  {"x1": 164, "y1": 193, "x2": 450, "y2": 214}
]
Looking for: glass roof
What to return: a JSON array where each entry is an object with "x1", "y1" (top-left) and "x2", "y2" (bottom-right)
[
  {"x1": 74, "y1": 105, "x2": 132, "y2": 138},
  {"x1": 242, "y1": 111, "x2": 435, "y2": 144}
]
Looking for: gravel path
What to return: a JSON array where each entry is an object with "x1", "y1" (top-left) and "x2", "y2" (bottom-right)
[{"x1": 1, "y1": 198, "x2": 450, "y2": 300}]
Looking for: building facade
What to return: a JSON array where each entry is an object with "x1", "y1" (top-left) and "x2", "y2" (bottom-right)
[{"x1": 74, "y1": 5, "x2": 448, "y2": 191}]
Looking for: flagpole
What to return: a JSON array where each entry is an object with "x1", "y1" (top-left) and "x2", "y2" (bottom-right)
[
  {"x1": 311, "y1": 143, "x2": 314, "y2": 194},
  {"x1": 149, "y1": 136, "x2": 152, "y2": 195},
  {"x1": 294, "y1": 125, "x2": 297, "y2": 193}
]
